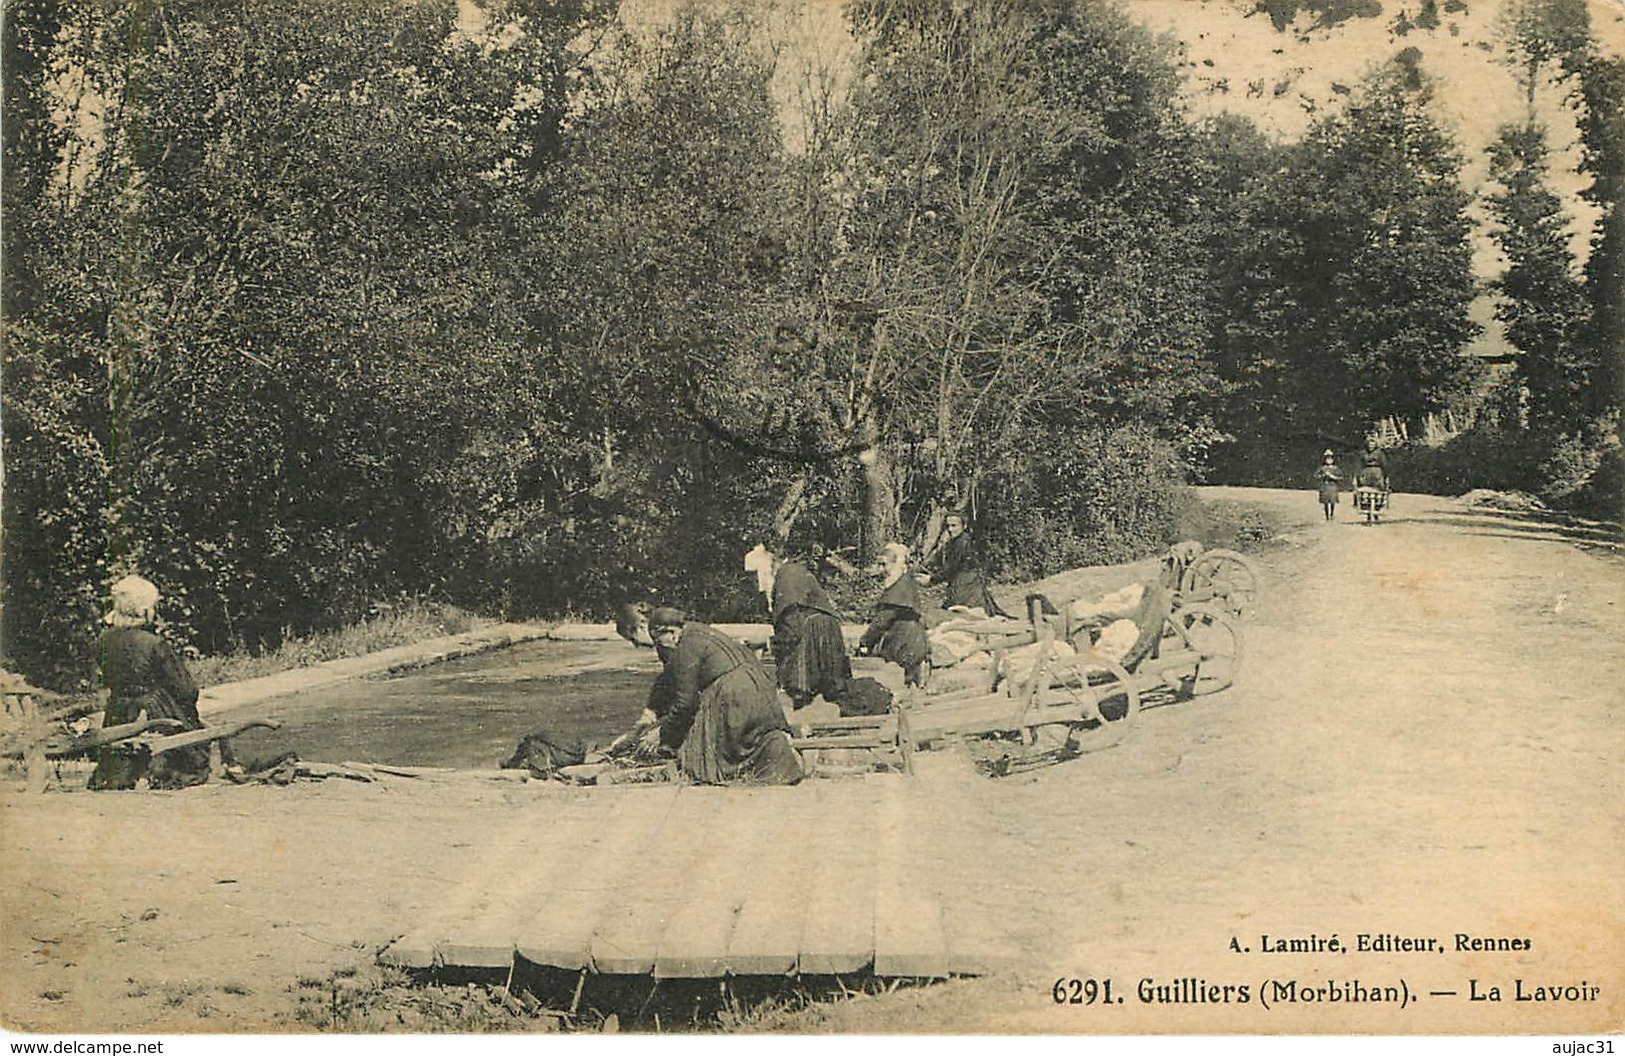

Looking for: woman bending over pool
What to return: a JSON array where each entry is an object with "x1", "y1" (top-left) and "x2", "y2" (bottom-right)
[{"x1": 637, "y1": 607, "x2": 803, "y2": 785}]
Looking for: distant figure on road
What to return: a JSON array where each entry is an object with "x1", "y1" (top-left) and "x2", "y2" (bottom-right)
[
  {"x1": 1315, "y1": 449, "x2": 1343, "y2": 522},
  {"x1": 637, "y1": 608, "x2": 803, "y2": 785},
  {"x1": 1358, "y1": 438, "x2": 1389, "y2": 491}
]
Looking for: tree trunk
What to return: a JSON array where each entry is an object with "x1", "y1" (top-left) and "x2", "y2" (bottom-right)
[
  {"x1": 771, "y1": 473, "x2": 809, "y2": 546},
  {"x1": 858, "y1": 443, "x2": 899, "y2": 564}
]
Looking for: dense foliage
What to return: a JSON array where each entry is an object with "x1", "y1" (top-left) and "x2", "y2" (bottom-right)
[
  {"x1": 1468, "y1": 0, "x2": 1625, "y2": 510},
  {"x1": 4, "y1": 0, "x2": 603, "y2": 679},
  {"x1": 4, "y1": 0, "x2": 1607, "y2": 688},
  {"x1": 1206, "y1": 69, "x2": 1479, "y2": 460}
]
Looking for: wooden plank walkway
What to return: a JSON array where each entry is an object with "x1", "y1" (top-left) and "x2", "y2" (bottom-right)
[{"x1": 380, "y1": 776, "x2": 998, "y2": 979}]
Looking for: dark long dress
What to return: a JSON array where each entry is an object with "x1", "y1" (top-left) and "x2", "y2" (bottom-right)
[
  {"x1": 658, "y1": 623, "x2": 802, "y2": 785},
  {"x1": 643, "y1": 641, "x2": 682, "y2": 728},
  {"x1": 859, "y1": 574, "x2": 930, "y2": 686},
  {"x1": 939, "y1": 532, "x2": 1006, "y2": 616},
  {"x1": 89, "y1": 626, "x2": 210, "y2": 790},
  {"x1": 1358, "y1": 448, "x2": 1388, "y2": 489},
  {"x1": 770, "y1": 562, "x2": 851, "y2": 709}
]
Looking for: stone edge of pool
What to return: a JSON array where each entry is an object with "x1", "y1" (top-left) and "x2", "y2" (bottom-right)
[
  {"x1": 197, "y1": 620, "x2": 865, "y2": 719},
  {"x1": 198, "y1": 621, "x2": 555, "y2": 718}
]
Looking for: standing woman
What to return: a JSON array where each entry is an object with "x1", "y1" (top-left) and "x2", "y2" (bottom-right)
[
  {"x1": 744, "y1": 545, "x2": 851, "y2": 710},
  {"x1": 1358, "y1": 437, "x2": 1390, "y2": 490},
  {"x1": 641, "y1": 608, "x2": 803, "y2": 785},
  {"x1": 1315, "y1": 449, "x2": 1343, "y2": 522},
  {"x1": 89, "y1": 575, "x2": 213, "y2": 790},
  {"x1": 858, "y1": 543, "x2": 930, "y2": 687}
]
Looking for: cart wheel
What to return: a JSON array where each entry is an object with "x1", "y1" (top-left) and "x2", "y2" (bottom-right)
[
  {"x1": 1180, "y1": 549, "x2": 1260, "y2": 620},
  {"x1": 1177, "y1": 604, "x2": 1243, "y2": 695},
  {"x1": 1047, "y1": 654, "x2": 1140, "y2": 746}
]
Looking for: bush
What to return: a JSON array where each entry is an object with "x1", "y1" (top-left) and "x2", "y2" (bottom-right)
[
  {"x1": 186, "y1": 599, "x2": 484, "y2": 688},
  {"x1": 1205, "y1": 433, "x2": 1344, "y2": 489},
  {"x1": 979, "y1": 422, "x2": 1194, "y2": 579},
  {"x1": 1385, "y1": 411, "x2": 1622, "y2": 519},
  {"x1": 1385, "y1": 424, "x2": 1544, "y2": 497},
  {"x1": 1539, "y1": 414, "x2": 1624, "y2": 518},
  {"x1": 0, "y1": 327, "x2": 110, "y2": 692}
]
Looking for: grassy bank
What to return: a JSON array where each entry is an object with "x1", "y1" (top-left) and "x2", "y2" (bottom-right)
[
  {"x1": 1178, "y1": 487, "x2": 1310, "y2": 551},
  {"x1": 188, "y1": 600, "x2": 490, "y2": 688}
]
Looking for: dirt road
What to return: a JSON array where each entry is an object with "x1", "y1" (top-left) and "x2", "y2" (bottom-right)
[{"x1": 3, "y1": 487, "x2": 1621, "y2": 1034}]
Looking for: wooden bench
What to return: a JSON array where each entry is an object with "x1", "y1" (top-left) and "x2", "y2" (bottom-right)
[{"x1": 790, "y1": 707, "x2": 915, "y2": 775}]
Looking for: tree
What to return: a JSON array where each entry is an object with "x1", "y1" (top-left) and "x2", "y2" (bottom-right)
[
  {"x1": 722, "y1": 0, "x2": 1218, "y2": 569},
  {"x1": 1222, "y1": 70, "x2": 1479, "y2": 446},
  {"x1": 2, "y1": 0, "x2": 596, "y2": 682},
  {"x1": 1499, "y1": 0, "x2": 1591, "y2": 115},
  {"x1": 1486, "y1": 126, "x2": 1591, "y2": 435},
  {"x1": 525, "y1": 5, "x2": 803, "y2": 613},
  {"x1": 1493, "y1": 0, "x2": 1624, "y2": 508},
  {"x1": 1193, "y1": 113, "x2": 1295, "y2": 454},
  {"x1": 1570, "y1": 53, "x2": 1624, "y2": 426}
]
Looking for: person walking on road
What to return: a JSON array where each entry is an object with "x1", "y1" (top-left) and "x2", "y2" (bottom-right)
[{"x1": 1315, "y1": 449, "x2": 1343, "y2": 522}]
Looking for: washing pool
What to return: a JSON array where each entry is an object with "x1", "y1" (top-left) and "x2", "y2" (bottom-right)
[{"x1": 226, "y1": 639, "x2": 660, "y2": 770}]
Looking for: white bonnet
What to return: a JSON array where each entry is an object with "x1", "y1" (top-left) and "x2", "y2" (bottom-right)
[{"x1": 106, "y1": 575, "x2": 160, "y2": 626}]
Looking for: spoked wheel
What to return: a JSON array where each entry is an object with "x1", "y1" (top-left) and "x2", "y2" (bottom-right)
[
  {"x1": 1180, "y1": 548, "x2": 1260, "y2": 619},
  {"x1": 1175, "y1": 603, "x2": 1243, "y2": 696},
  {"x1": 1040, "y1": 653, "x2": 1141, "y2": 750}
]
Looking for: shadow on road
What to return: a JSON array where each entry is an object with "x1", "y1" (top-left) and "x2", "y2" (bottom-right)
[{"x1": 1417, "y1": 507, "x2": 1624, "y2": 555}]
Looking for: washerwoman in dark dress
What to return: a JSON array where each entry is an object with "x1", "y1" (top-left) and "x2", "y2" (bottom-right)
[
  {"x1": 748, "y1": 547, "x2": 852, "y2": 710},
  {"x1": 858, "y1": 543, "x2": 930, "y2": 687},
  {"x1": 89, "y1": 575, "x2": 213, "y2": 790},
  {"x1": 643, "y1": 608, "x2": 802, "y2": 785},
  {"x1": 935, "y1": 510, "x2": 1008, "y2": 617}
]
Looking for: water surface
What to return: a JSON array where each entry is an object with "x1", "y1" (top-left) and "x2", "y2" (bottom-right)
[{"x1": 228, "y1": 640, "x2": 658, "y2": 769}]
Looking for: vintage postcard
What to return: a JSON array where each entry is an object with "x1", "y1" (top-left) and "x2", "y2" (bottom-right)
[{"x1": 2, "y1": 0, "x2": 1621, "y2": 1043}]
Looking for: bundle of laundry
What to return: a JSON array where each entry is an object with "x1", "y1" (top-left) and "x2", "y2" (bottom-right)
[{"x1": 998, "y1": 638, "x2": 1077, "y2": 689}]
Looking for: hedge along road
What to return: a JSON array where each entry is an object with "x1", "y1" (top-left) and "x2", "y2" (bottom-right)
[{"x1": 0, "y1": 487, "x2": 1621, "y2": 1034}]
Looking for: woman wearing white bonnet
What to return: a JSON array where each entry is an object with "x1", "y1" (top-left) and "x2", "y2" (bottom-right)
[
  {"x1": 89, "y1": 573, "x2": 214, "y2": 790},
  {"x1": 746, "y1": 543, "x2": 850, "y2": 710},
  {"x1": 105, "y1": 574, "x2": 162, "y2": 627},
  {"x1": 857, "y1": 543, "x2": 930, "y2": 687}
]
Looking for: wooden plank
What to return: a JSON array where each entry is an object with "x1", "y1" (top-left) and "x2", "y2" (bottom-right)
[
  {"x1": 799, "y1": 715, "x2": 897, "y2": 732},
  {"x1": 651, "y1": 787, "x2": 788, "y2": 978},
  {"x1": 939, "y1": 876, "x2": 1024, "y2": 977},
  {"x1": 942, "y1": 916, "x2": 1022, "y2": 977},
  {"x1": 796, "y1": 779, "x2": 882, "y2": 975},
  {"x1": 722, "y1": 782, "x2": 831, "y2": 976},
  {"x1": 873, "y1": 777, "x2": 949, "y2": 978},
  {"x1": 434, "y1": 792, "x2": 619, "y2": 968},
  {"x1": 586, "y1": 785, "x2": 730, "y2": 975},
  {"x1": 514, "y1": 783, "x2": 682, "y2": 971},
  {"x1": 791, "y1": 735, "x2": 893, "y2": 750},
  {"x1": 382, "y1": 795, "x2": 592, "y2": 969},
  {"x1": 36, "y1": 717, "x2": 185, "y2": 757},
  {"x1": 144, "y1": 718, "x2": 279, "y2": 755}
]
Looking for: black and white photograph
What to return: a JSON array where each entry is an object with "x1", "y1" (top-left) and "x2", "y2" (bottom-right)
[{"x1": 2, "y1": 0, "x2": 1622, "y2": 1039}]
